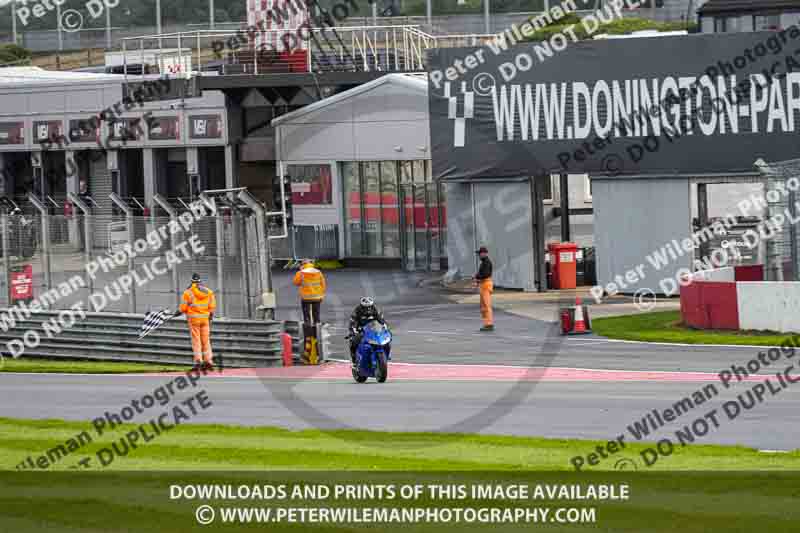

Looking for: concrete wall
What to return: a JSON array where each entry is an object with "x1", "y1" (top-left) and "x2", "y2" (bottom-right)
[
  {"x1": 593, "y1": 176, "x2": 692, "y2": 295},
  {"x1": 680, "y1": 280, "x2": 740, "y2": 330},
  {"x1": 737, "y1": 282, "x2": 800, "y2": 332},
  {"x1": 682, "y1": 278, "x2": 800, "y2": 333}
]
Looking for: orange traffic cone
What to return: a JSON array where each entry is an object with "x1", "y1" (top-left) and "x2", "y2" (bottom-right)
[{"x1": 573, "y1": 297, "x2": 588, "y2": 334}]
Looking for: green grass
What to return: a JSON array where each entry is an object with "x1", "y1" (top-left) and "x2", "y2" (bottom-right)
[
  {"x1": 2, "y1": 416, "x2": 799, "y2": 472},
  {"x1": 592, "y1": 311, "x2": 800, "y2": 346},
  {"x1": 0, "y1": 357, "x2": 186, "y2": 374},
  {"x1": 2, "y1": 418, "x2": 800, "y2": 532}
]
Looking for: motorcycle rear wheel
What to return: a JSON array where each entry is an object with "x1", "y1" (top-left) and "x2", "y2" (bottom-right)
[{"x1": 376, "y1": 353, "x2": 388, "y2": 383}]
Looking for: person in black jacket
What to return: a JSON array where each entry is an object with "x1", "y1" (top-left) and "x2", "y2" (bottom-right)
[
  {"x1": 474, "y1": 246, "x2": 494, "y2": 332},
  {"x1": 348, "y1": 296, "x2": 385, "y2": 362}
]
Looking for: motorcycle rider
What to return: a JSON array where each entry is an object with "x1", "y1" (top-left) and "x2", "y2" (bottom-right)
[{"x1": 348, "y1": 296, "x2": 385, "y2": 363}]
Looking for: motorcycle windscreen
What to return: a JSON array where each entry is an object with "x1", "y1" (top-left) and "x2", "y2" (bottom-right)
[{"x1": 364, "y1": 320, "x2": 391, "y2": 345}]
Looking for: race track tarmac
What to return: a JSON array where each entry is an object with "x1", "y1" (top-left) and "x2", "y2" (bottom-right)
[
  {"x1": 3, "y1": 276, "x2": 797, "y2": 454},
  {"x1": 2, "y1": 359, "x2": 798, "y2": 452}
]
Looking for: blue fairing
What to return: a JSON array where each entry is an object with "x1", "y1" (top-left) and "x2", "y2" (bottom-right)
[{"x1": 356, "y1": 320, "x2": 392, "y2": 377}]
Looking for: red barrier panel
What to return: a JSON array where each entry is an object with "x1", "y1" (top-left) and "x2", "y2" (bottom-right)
[
  {"x1": 680, "y1": 282, "x2": 703, "y2": 328},
  {"x1": 734, "y1": 265, "x2": 763, "y2": 281},
  {"x1": 680, "y1": 281, "x2": 739, "y2": 330}
]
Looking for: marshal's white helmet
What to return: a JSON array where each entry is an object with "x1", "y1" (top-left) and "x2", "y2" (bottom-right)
[{"x1": 360, "y1": 296, "x2": 374, "y2": 307}]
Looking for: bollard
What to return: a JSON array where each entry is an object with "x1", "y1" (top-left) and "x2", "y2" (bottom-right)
[{"x1": 282, "y1": 332, "x2": 293, "y2": 367}]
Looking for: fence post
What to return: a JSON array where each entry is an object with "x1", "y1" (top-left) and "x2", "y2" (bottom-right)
[
  {"x1": 27, "y1": 194, "x2": 51, "y2": 292},
  {"x1": 153, "y1": 194, "x2": 180, "y2": 301},
  {"x1": 110, "y1": 193, "x2": 136, "y2": 313},
  {"x1": 239, "y1": 211, "x2": 252, "y2": 318},
  {"x1": 237, "y1": 190, "x2": 270, "y2": 295},
  {"x1": 67, "y1": 193, "x2": 94, "y2": 308},
  {"x1": 199, "y1": 194, "x2": 226, "y2": 317},
  {"x1": 0, "y1": 210, "x2": 8, "y2": 306}
]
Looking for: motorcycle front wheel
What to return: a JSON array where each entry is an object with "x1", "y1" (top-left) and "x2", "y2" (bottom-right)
[
  {"x1": 375, "y1": 352, "x2": 388, "y2": 383},
  {"x1": 352, "y1": 365, "x2": 367, "y2": 383}
]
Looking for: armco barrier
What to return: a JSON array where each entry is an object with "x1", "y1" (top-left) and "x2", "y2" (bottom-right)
[
  {"x1": 680, "y1": 281, "x2": 739, "y2": 330},
  {"x1": 0, "y1": 310, "x2": 284, "y2": 367}
]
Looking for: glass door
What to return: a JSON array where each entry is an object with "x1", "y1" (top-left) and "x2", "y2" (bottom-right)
[
  {"x1": 399, "y1": 162, "x2": 416, "y2": 271},
  {"x1": 414, "y1": 176, "x2": 430, "y2": 271},
  {"x1": 398, "y1": 160, "x2": 437, "y2": 271},
  {"x1": 427, "y1": 171, "x2": 443, "y2": 272}
]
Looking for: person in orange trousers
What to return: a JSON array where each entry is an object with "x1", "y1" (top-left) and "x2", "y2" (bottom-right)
[
  {"x1": 474, "y1": 246, "x2": 494, "y2": 332},
  {"x1": 178, "y1": 273, "x2": 217, "y2": 371}
]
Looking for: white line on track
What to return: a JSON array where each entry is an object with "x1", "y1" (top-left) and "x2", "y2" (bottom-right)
[
  {"x1": 0, "y1": 363, "x2": 729, "y2": 378},
  {"x1": 577, "y1": 337, "x2": 788, "y2": 350}
]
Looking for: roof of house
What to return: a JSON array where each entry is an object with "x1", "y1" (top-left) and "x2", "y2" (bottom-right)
[
  {"x1": 271, "y1": 73, "x2": 427, "y2": 127},
  {"x1": 698, "y1": 0, "x2": 800, "y2": 15}
]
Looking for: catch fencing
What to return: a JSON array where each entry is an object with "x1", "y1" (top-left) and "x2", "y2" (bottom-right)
[
  {"x1": 757, "y1": 157, "x2": 800, "y2": 282},
  {"x1": 0, "y1": 192, "x2": 277, "y2": 319}
]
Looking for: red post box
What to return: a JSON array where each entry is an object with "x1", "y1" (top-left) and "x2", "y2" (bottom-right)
[{"x1": 548, "y1": 242, "x2": 578, "y2": 289}]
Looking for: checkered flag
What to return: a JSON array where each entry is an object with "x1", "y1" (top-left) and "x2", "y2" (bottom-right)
[
  {"x1": 138, "y1": 309, "x2": 175, "y2": 340},
  {"x1": 444, "y1": 82, "x2": 474, "y2": 148}
]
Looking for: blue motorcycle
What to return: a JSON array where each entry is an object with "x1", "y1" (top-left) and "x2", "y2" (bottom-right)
[{"x1": 351, "y1": 320, "x2": 392, "y2": 383}]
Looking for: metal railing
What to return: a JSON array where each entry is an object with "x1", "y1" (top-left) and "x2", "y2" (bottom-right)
[
  {"x1": 293, "y1": 224, "x2": 340, "y2": 260},
  {"x1": 118, "y1": 25, "x2": 498, "y2": 81}
]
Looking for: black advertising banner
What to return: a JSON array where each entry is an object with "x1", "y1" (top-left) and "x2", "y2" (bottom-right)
[
  {"x1": 189, "y1": 115, "x2": 223, "y2": 139},
  {"x1": 109, "y1": 118, "x2": 143, "y2": 141},
  {"x1": 33, "y1": 120, "x2": 63, "y2": 143},
  {"x1": 427, "y1": 29, "x2": 800, "y2": 180},
  {"x1": 0, "y1": 122, "x2": 24, "y2": 145},
  {"x1": 149, "y1": 116, "x2": 181, "y2": 141},
  {"x1": 3, "y1": 472, "x2": 800, "y2": 532},
  {"x1": 68, "y1": 119, "x2": 99, "y2": 143}
]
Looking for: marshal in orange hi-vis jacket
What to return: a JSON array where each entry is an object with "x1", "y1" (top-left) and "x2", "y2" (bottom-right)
[
  {"x1": 293, "y1": 261, "x2": 326, "y2": 324},
  {"x1": 179, "y1": 273, "x2": 217, "y2": 369}
]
